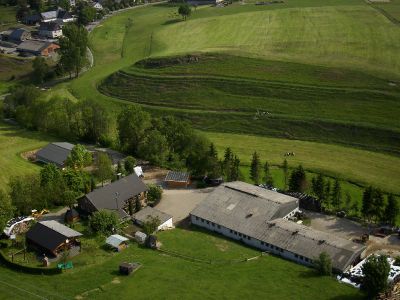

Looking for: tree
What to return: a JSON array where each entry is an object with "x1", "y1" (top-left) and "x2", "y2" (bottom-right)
[
  {"x1": 288, "y1": 165, "x2": 307, "y2": 192},
  {"x1": 95, "y1": 152, "x2": 114, "y2": 186},
  {"x1": 384, "y1": 194, "x2": 399, "y2": 226},
  {"x1": 32, "y1": 56, "x2": 49, "y2": 84},
  {"x1": 206, "y1": 143, "x2": 221, "y2": 178},
  {"x1": 178, "y1": 4, "x2": 191, "y2": 20},
  {"x1": 61, "y1": 190, "x2": 79, "y2": 209},
  {"x1": 66, "y1": 144, "x2": 92, "y2": 169},
  {"x1": 142, "y1": 216, "x2": 161, "y2": 235},
  {"x1": 124, "y1": 156, "x2": 136, "y2": 174},
  {"x1": 344, "y1": 191, "x2": 352, "y2": 213},
  {"x1": 147, "y1": 184, "x2": 163, "y2": 204},
  {"x1": 59, "y1": 24, "x2": 88, "y2": 78},
  {"x1": 361, "y1": 255, "x2": 390, "y2": 298},
  {"x1": 89, "y1": 210, "x2": 119, "y2": 235},
  {"x1": 324, "y1": 180, "x2": 332, "y2": 209},
  {"x1": 62, "y1": 168, "x2": 88, "y2": 194},
  {"x1": 0, "y1": 191, "x2": 14, "y2": 232},
  {"x1": 311, "y1": 174, "x2": 325, "y2": 202},
  {"x1": 9, "y1": 175, "x2": 42, "y2": 215},
  {"x1": 117, "y1": 105, "x2": 151, "y2": 155},
  {"x1": 40, "y1": 163, "x2": 66, "y2": 206},
  {"x1": 78, "y1": 6, "x2": 96, "y2": 25},
  {"x1": 331, "y1": 179, "x2": 341, "y2": 210},
  {"x1": 138, "y1": 130, "x2": 169, "y2": 166},
  {"x1": 263, "y1": 161, "x2": 274, "y2": 186},
  {"x1": 250, "y1": 151, "x2": 261, "y2": 185},
  {"x1": 314, "y1": 252, "x2": 332, "y2": 276},
  {"x1": 58, "y1": 0, "x2": 71, "y2": 10},
  {"x1": 282, "y1": 159, "x2": 288, "y2": 190},
  {"x1": 117, "y1": 161, "x2": 125, "y2": 175}
]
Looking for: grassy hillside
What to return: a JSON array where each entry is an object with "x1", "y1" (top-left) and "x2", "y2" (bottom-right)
[
  {"x1": 100, "y1": 54, "x2": 400, "y2": 154},
  {"x1": 0, "y1": 122, "x2": 51, "y2": 191},
  {"x1": 206, "y1": 131, "x2": 400, "y2": 194},
  {"x1": 0, "y1": 55, "x2": 32, "y2": 94},
  {"x1": 0, "y1": 228, "x2": 363, "y2": 300}
]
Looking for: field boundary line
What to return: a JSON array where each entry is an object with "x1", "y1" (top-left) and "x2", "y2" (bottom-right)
[{"x1": 0, "y1": 279, "x2": 49, "y2": 300}]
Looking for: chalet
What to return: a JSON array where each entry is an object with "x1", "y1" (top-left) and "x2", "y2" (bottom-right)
[
  {"x1": 39, "y1": 22, "x2": 63, "y2": 38},
  {"x1": 164, "y1": 171, "x2": 190, "y2": 188},
  {"x1": 0, "y1": 28, "x2": 31, "y2": 42},
  {"x1": 91, "y1": 2, "x2": 103, "y2": 10},
  {"x1": 36, "y1": 142, "x2": 74, "y2": 168},
  {"x1": 40, "y1": 9, "x2": 74, "y2": 23},
  {"x1": 17, "y1": 40, "x2": 60, "y2": 56},
  {"x1": 190, "y1": 181, "x2": 366, "y2": 273},
  {"x1": 79, "y1": 174, "x2": 148, "y2": 219},
  {"x1": 26, "y1": 220, "x2": 82, "y2": 257},
  {"x1": 132, "y1": 206, "x2": 173, "y2": 231}
]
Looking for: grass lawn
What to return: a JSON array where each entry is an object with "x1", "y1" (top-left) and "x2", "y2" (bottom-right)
[
  {"x1": 0, "y1": 6, "x2": 18, "y2": 31},
  {"x1": 0, "y1": 228, "x2": 364, "y2": 300},
  {"x1": 0, "y1": 55, "x2": 33, "y2": 94},
  {"x1": 0, "y1": 121, "x2": 51, "y2": 191},
  {"x1": 207, "y1": 131, "x2": 400, "y2": 195}
]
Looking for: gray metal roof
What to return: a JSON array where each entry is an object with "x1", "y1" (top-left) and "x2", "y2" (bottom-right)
[
  {"x1": 258, "y1": 219, "x2": 365, "y2": 272},
  {"x1": 133, "y1": 206, "x2": 172, "y2": 225},
  {"x1": 106, "y1": 234, "x2": 129, "y2": 248},
  {"x1": 41, "y1": 10, "x2": 57, "y2": 20},
  {"x1": 85, "y1": 174, "x2": 148, "y2": 213},
  {"x1": 190, "y1": 182, "x2": 299, "y2": 237},
  {"x1": 190, "y1": 181, "x2": 365, "y2": 272},
  {"x1": 164, "y1": 171, "x2": 190, "y2": 183},
  {"x1": 36, "y1": 142, "x2": 75, "y2": 167},
  {"x1": 40, "y1": 220, "x2": 82, "y2": 237}
]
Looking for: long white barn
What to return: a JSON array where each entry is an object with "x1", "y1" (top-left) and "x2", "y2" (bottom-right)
[{"x1": 190, "y1": 181, "x2": 366, "y2": 273}]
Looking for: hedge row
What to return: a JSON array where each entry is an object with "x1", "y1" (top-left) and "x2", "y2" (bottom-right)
[{"x1": 0, "y1": 249, "x2": 62, "y2": 275}]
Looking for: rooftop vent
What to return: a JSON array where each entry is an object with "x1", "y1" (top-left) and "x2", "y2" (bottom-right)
[
  {"x1": 292, "y1": 230, "x2": 299, "y2": 235},
  {"x1": 246, "y1": 213, "x2": 253, "y2": 218}
]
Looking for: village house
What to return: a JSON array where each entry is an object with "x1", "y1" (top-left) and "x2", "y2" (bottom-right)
[
  {"x1": 190, "y1": 181, "x2": 366, "y2": 273},
  {"x1": 16, "y1": 40, "x2": 60, "y2": 56},
  {"x1": 26, "y1": 220, "x2": 82, "y2": 257},
  {"x1": 91, "y1": 2, "x2": 103, "y2": 10},
  {"x1": 78, "y1": 173, "x2": 148, "y2": 219},
  {"x1": 36, "y1": 142, "x2": 75, "y2": 168},
  {"x1": 41, "y1": 9, "x2": 74, "y2": 23},
  {"x1": 39, "y1": 22, "x2": 63, "y2": 38},
  {"x1": 132, "y1": 206, "x2": 173, "y2": 231},
  {"x1": 0, "y1": 28, "x2": 31, "y2": 43}
]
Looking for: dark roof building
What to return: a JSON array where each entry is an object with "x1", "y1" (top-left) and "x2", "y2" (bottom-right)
[
  {"x1": 164, "y1": 171, "x2": 190, "y2": 188},
  {"x1": 190, "y1": 181, "x2": 366, "y2": 273},
  {"x1": 26, "y1": 220, "x2": 82, "y2": 256},
  {"x1": 79, "y1": 174, "x2": 148, "y2": 219},
  {"x1": 36, "y1": 142, "x2": 74, "y2": 168},
  {"x1": 16, "y1": 40, "x2": 60, "y2": 56}
]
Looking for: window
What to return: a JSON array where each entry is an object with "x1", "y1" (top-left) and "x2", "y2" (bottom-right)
[
  {"x1": 261, "y1": 241, "x2": 265, "y2": 246},
  {"x1": 201, "y1": 218, "x2": 204, "y2": 222},
  {"x1": 211, "y1": 222, "x2": 215, "y2": 227},
  {"x1": 247, "y1": 236, "x2": 251, "y2": 240},
  {"x1": 295, "y1": 254, "x2": 298, "y2": 258},
  {"x1": 304, "y1": 258, "x2": 309, "y2": 262},
  {"x1": 234, "y1": 231, "x2": 238, "y2": 235},
  {"x1": 195, "y1": 216, "x2": 199, "y2": 221},
  {"x1": 206, "y1": 221, "x2": 209, "y2": 224},
  {"x1": 217, "y1": 225, "x2": 221, "y2": 229},
  {"x1": 239, "y1": 233, "x2": 242, "y2": 237},
  {"x1": 230, "y1": 229, "x2": 233, "y2": 233}
]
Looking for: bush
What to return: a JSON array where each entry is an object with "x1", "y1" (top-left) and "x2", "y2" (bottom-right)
[
  {"x1": 314, "y1": 251, "x2": 332, "y2": 276},
  {"x1": 89, "y1": 210, "x2": 120, "y2": 235},
  {"x1": 147, "y1": 184, "x2": 163, "y2": 206}
]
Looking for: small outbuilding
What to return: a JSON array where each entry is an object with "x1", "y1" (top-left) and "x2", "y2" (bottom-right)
[
  {"x1": 119, "y1": 262, "x2": 141, "y2": 275},
  {"x1": 106, "y1": 234, "x2": 129, "y2": 252},
  {"x1": 134, "y1": 231, "x2": 147, "y2": 244},
  {"x1": 36, "y1": 142, "x2": 74, "y2": 168},
  {"x1": 65, "y1": 208, "x2": 80, "y2": 224},
  {"x1": 132, "y1": 206, "x2": 173, "y2": 231},
  {"x1": 164, "y1": 171, "x2": 190, "y2": 188}
]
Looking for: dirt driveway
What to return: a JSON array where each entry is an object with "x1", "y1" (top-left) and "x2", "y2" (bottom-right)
[{"x1": 155, "y1": 188, "x2": 214, "y2": 223}]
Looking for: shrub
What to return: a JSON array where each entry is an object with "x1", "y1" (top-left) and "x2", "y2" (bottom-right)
[
  {"x1": 314, "y1": 251, "x2": 332, "y2": 276},
  {"x1": 89, "y1": 210, "x2": 120, "y2": 235},
  {"x1": 147, "y1": 184, "x2": 163, "y2": 206}
]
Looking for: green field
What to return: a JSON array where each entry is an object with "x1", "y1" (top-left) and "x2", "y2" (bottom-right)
[
  {"x1": 0, "y1": 228, "x2": 363, "y2": 300},
  {"x1": 0, "y1": 122, "x2": 51, "y2": 191},
  {"x1": 0, "y1": 55, "x2": 32, "y2": 94},
  {"x1": 0, "y1": 6, "x2": 17, "y2": 31}
]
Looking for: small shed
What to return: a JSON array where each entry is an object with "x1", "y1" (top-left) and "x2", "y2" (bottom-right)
[
  {"x1": 65, "y1": 208, "x2": 79, "y2": 224},
  {"x1": 145, "y1": 235, "x2": 158, "y2": 249},
  {"x1": 106, "y1": 234, "x2": 129, "y2": 252},
  {"x1": 132, "y1": 206, "x2": 173, "y2": 231},
  {"x1": 119, "y1": 262, "x2": 141, "y2": 275},
  {"x1": 164, "y1": 171, "x2": 190, "y2": 188},
  {"x1": 135, "y1": 231, "x2": 147, "y2": 244}
]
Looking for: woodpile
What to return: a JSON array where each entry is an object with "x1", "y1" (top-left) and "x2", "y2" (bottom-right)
[{"x1": 378, "y1": 277, "x2": 400, "y2": 300}]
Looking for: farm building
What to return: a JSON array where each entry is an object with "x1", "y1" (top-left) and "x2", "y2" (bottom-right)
[
  {"x1": 79, "y1": 174, "x2": 148, "y2": 219},
  {"x1": 132, "y1": 206, "x2": 173, "y2": 231},
  {"x1": 26, "y1": 220, "x2": 82, "y2": 257},
  {"x1": 17, "y1": 40, "x2": 60, "y2": 56},
  {"x1": 190, "y1": 181, "x2": 366, "y2": 273},
  {"x1": 164, "y1": 171, "x2": 190, "y2": 188},
  {"x1": 106, "y1": 234, "x2": 129, "y2": 251},
  {"x1": 38, "y1": 22, "x2": 63, "y2": 38},
  {"x1": 36, "y1": 142, "x2": 74, "y2": 168},
  {"x1": 1, "y1": 28, "x2": 31, "y2": 42}
]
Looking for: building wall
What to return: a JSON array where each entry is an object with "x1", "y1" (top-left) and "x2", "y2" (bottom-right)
[
  {"x1": 166, "y1": 180, "x2": 190, "y2": 188},
  {"x1": 39, "y1": 29, "x2": 62, "y2": 38},
  {"x1": 190, "y1": 214, "x2": 315, "y2": 268},
  {"x1": 158, "y1": 218, "x2": 173, "y2": 230}
]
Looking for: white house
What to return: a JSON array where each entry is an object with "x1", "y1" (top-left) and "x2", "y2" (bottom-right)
[
  {"x1": 91, "y1": 2, "x2": 103, "y2": 10},
  {"x1": 132, "y1": 206, "x2": 173, "y2": 231},
  {"x1": 38, "y1": 22, "x2": 63, "y2": 38},
  {"x1": 190, "y1": 181, "x2": 366, "y2": 273}
]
